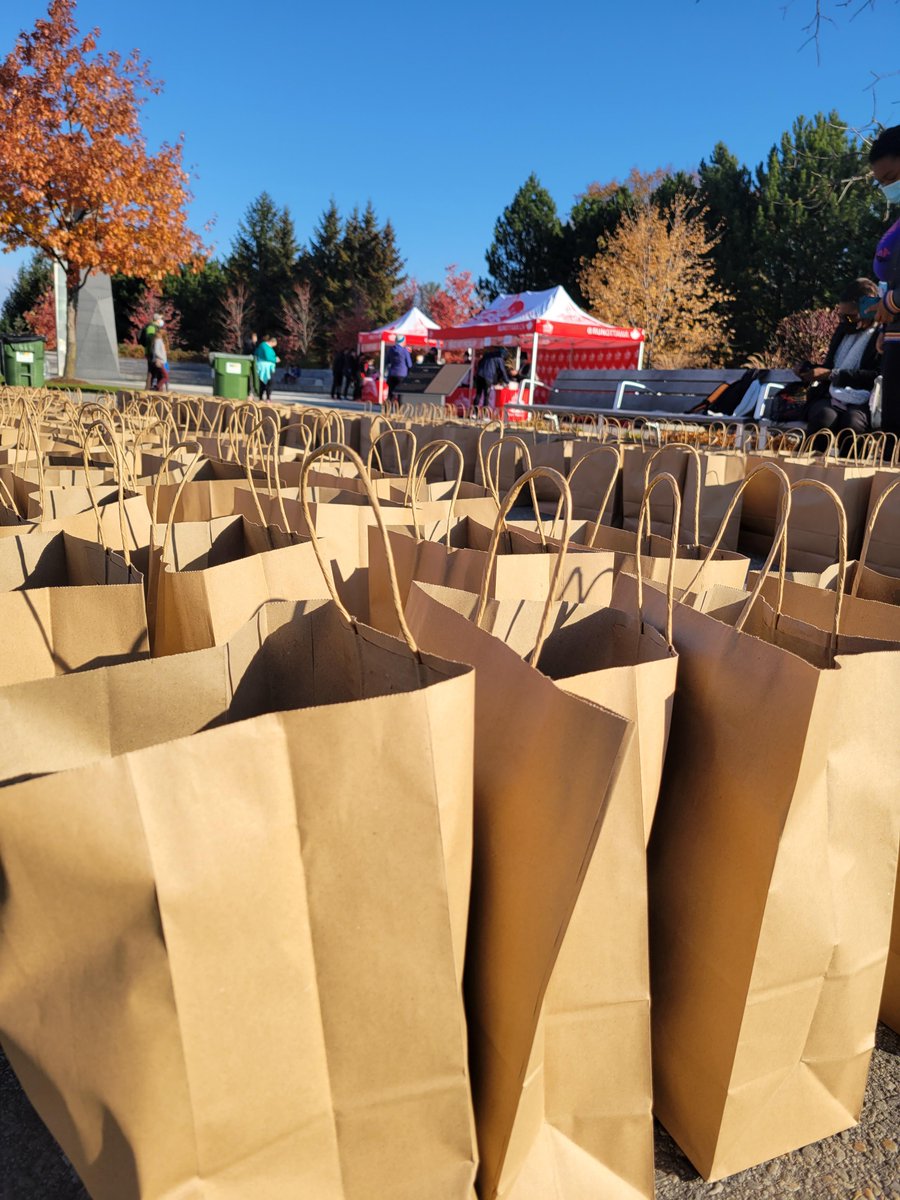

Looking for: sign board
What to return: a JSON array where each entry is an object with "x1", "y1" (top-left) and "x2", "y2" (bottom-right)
[
  {"x1": 225, "y1": 362, "x2": 242, "y2": 375},
  {"x1": 15, "y1": 351, "x2": 34, "y2": 364}
]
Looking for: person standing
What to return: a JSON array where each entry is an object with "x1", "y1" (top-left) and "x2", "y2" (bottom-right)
[
  {"x1": 331, "y1": 347, "x2": 345, "y2": 400},
  {"x1": 473, "y1": 346, "x2": 509, "y2": 411},
  {"x1": 385, "y1": 335, "x2": 412, "y2": 402},
  {"x1": 342, "y1": 348, "x2": 358, "y2": 399},
  {"x1": 243, "y1": 332, "x2": 259, "y2": 396},
  {"x1": 871, "y1": 126, "x2": 900, "y2": 436},
  {"x1": 255, "y1": 335, "x2": 279, "y2": 402}
]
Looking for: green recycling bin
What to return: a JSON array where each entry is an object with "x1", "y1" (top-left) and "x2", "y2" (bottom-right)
[
  {"x1": 2, "y1": 335, "x2": 45, "y2": 388},
  {"x1": 211, "y1": 352, "x2": 253, "y2": 401}
]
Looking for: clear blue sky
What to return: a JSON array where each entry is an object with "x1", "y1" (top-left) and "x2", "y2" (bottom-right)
[{"x1": 0, "y1": 0, "x2": 897, "y2": 302}]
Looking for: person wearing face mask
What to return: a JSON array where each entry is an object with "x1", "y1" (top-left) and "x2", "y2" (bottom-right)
[
  {"x1": 870, "y1": 125, "x2": 900, "y2": 436},
  {"x1": 801, "y1": 278, "x2": 882, "y2": 439}
]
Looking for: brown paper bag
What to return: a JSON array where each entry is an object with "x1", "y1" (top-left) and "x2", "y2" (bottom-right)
[
  {"x1": 404, "y1": 468, "x2": 635, "y2": 1200},
  {"x1": 0, "y1": 529, "x2": 148, "y2": 686},
  {"x1": 151, "y1": 509, "x2": 328, "y2": 656},
  {"x1": 739, "y1": 452, "x2": 875, "y2": 569},
  {"x1": 400, "y1": 474, "x2": 679, "y2": 1200},
  {"x1": 850, "y1": 475, "x2": 900, "y2": 605},
  {"x1": 0, "y1": 590, "x2": 479, "y2": 1199},
  {"x1": 618, "y1": 474, "x2": 900, "y2": 1180}
]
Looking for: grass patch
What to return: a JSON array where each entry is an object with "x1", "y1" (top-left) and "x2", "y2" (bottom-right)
[{"x1": 45, "y1": 378, "x2": 139, "y2": 393}]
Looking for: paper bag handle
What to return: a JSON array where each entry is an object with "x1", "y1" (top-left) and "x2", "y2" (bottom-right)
[
  {"x1": 475, "y1": 420, "x2": 504, "y2": 491},
  {"x1": 634, "y1": 472, "x2": 682, "y2": 649},
  {"x1": 643, "y1": 442, "x2": 701, "y2": 547},
  {"x1": 852, "y1": 477, "x2": 900, "y2": 595},
  {"x1": 299, "y1": 443, "x2": 421, "y2": 655},
  {"x1": 81, "y1": 420, "x2": 130, "y2": 566},
  {"x1": 771, "y1": 479, "x2": 847, "y2": 651},
  {"x1": 474, "y1": 466, "x2": 573, "y2": 667},
  {"x1": 367, "y1": 427, "x2": 418, "y2": 477},
  {"x1": 564, "y1": 444, "x2": 622, "y2": 546},
  {"x1": 407, "y1": 440, "x2": 465, "y2": 547},
  {"x1": 683, "y1": 461, "x2": 792, "y2": 597},
  {"x1": 157, "y1": 442, "x2": 204, "y2": 562},
  {"x1": 482, "y1": 436, "x2": 546, "y2": 545}
]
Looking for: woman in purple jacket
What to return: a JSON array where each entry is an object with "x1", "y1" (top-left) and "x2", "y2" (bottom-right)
[{"x1": 870, "y1": 126, "x2": 900, "y2": 436}]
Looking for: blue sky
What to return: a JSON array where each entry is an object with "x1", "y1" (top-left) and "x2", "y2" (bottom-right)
[{"x1": 0, "y1": 0, "x2": 897, "y2": 303}]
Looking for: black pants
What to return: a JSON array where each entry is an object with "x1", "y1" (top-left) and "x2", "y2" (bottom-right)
[
  {"x1": 474, "y1": 378, "x2": 491, "y2": 409},
  {"x1": 387, "y1": 374, "x2": 404, "y2": 401},
  {"x1": 259, "y1": 377, "x2": 273, "y2": 401},
  {"x1": 881, "y1": 338, "x2": 900, "y2": 437},
  {"x1": 331, "y1": 371, "x2": 342, "y2": 399},
  {"x1": 806, "y1": 396, "x2": 870, "y2": 444}
]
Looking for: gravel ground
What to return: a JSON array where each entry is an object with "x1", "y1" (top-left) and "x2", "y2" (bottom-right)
[{"x1": 2, "y1": 1026, "x2": 897, "y2": 1199}]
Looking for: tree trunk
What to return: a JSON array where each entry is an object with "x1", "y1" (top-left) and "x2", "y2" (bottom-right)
[{"x1": 63, "y1": 284, "x2": 79, "y2": 379}]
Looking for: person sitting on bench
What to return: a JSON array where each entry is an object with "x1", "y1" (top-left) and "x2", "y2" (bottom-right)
[{"x1": 802, "y1": 278, "x2": 882, "y2": 440}]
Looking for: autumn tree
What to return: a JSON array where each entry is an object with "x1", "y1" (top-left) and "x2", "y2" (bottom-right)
[
  {"x1": 761, "y1": 307, "x2": 835, "y2": 369},
  {"x1": 0, "y1": 0, "x2": 206, "y2": 376},
  {"x1": 23, "y1": 286, "x2": 57, "y2": 348},
  {"x1": 279, "y1": 282, "x2": 318, "y2": 363},
  {"x1": 580, "y1": 194, "x2": 732, "y2": 368},
  {"x1": 218, "y1": 282, "x2": 253, "y2": 353},
  {"x1": 128, "y1": 285, "x2": 182, "y2": 348}
]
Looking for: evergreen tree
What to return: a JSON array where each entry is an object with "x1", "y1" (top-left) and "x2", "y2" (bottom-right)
[
  {"x1": 302, "y1": 198, "x2": 350, "y2": 359},
  {"x1": 227, "y1": 192, "x2": 299, "y2": 336},
  {"x1": 484, "y1": 174, "x2": 563, "y2": 297},
  {"x1": 163, "y1": 261, "x2": 228, "y2": 351},
  {"x1": 750, "y1": 112, "x2": 883, "y2": 348},
  {"x1": 0, "y1": 253, "x2": 52, "y2": 334},
  {"x1": 559, "y1": 184, "x2": 634, "y2": 303},
  {"x1": 696, "y1": 143, "x2": 760, "y2": 360}
]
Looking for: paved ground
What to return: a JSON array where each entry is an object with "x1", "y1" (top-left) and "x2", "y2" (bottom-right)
[{"x1": 2, "y1": 1026, "x2": 897, "y2": 1198}]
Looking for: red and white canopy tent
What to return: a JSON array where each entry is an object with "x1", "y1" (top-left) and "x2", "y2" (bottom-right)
[
  {"x1": 433, "y1": 286, "x2": 644, "y2": 406},
  {"x1": 357, "y1": 305, "x2": 440, "y2": 386}
]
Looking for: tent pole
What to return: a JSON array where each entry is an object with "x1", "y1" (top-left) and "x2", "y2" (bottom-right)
[
  {"x1": 637, "y1": 339, "x2": 645, "y2": 370},
  {"x1": 528, "y1": 330, "x2": 539, "y2": 411},
  {"x1": 379, "y1": 340, "x2": 386, "y2": 406}
]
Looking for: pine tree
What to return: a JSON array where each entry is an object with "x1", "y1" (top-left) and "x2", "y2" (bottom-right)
[
  {"x1": 0, "y1": 253, "x2": 52, "y2": 334},
  {"x1": 484, "y1": 173, "x2": 563, "y2": 297},
  {"x1": 302, "y1": 199, "x2": 349, "y2": 360},
  {"x1": 227, "y1": 192, "x2": 299, "y2": 337},
  {"x1": 696, "y1": 143, "x2": 759, "y2": 359},
  {"x1": 751, "y1": 113, "x2": 883, "y2": 348},
  {"x1": 162, "y1": 261, "x2": 228, "y2": 351}
]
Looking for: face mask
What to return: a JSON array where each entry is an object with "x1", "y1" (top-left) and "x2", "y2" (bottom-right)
[{"x1": 881, "y1": 179, "x2": 900, "y2": 205}]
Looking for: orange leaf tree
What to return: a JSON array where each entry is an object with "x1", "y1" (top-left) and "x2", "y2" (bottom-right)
[{"x1": 0, "y1": 0, "x2": 206, "y2": 376}]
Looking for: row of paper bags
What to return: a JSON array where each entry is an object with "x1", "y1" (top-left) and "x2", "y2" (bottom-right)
[{"x1": 0, "y1": 441, "x2": 898, "y2": 1199}]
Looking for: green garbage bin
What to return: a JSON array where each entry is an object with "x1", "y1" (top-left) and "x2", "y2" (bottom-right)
[
  {"x1": 2, "y1": 336, "x2": 46, "y2": 388},
  {"x1": 211, "y1": 352, "x2": 253, "y2": 400}
]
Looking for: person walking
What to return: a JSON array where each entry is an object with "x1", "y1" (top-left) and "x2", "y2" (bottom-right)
[
  {"x1": 140, "y1": 313, "x2": 164, "y2": 389},
  {"x1": 385, "y1": 335, "x2": 412, "y2": 402},
  {"x1": 871, "y1": 126, "x2": 900, "y2": 436},
  {"x1": 331, "y1": 347, "x2": 346, "y2": 400},
  {"x1": 255, "y1": 335, "x2": 279, "y2": 402},
  {"x1": 149, "y1": 325, "x2": 169, "y2": 392}
]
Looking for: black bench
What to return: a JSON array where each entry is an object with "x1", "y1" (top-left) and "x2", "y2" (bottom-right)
[{"x1": 546, "y1": 368, "x2": 799, "y2": 415}]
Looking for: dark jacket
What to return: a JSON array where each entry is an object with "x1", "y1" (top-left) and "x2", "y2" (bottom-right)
[
  {"x1": 385, "y1": 344, "x2": 412, "y2": 377},
  {"x1": 475, "y1": 348, "x2": 510, "y2": 386},
  {"x1": 819, "y1": 323, "x2": 881, "y2": 390}
]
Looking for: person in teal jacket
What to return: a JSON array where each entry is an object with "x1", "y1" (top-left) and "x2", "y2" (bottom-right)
[{"x1": 255, "y1": 335, "x2": 279, "y2": 401}]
